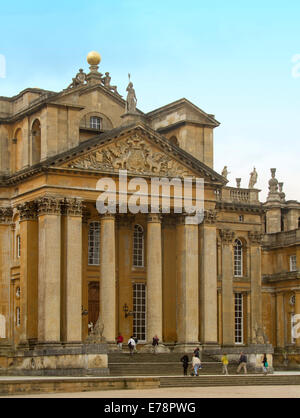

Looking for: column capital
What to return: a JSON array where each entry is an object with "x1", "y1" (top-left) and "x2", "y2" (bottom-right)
[
  {"x1": 17, "y1": 201, "x2": 38, "y2": 221},
  {"x1": 0, "y1": 207, "x2": 13, "y2": 224},
  {"x1": 99, "y1": 213, "x2": 116, "y2": 221},
  {"x1": 62, "y1": 198, "x2": 83, "y2": 217},
  {"x1": 220, "y1": 229, "x2": 235, "y2": 245},
  {"x1": 36, "y1": 195, "x2": 63, "y2": 216},
  {"x1": 248, "y1": 231, "x2": 263, "y2": 246},
  {"x1": 203, "y1": 210, "x2": 218, "y2": 225},
  {"x1": 147, "y1": 214, "x2": 162, "y2": 224}
]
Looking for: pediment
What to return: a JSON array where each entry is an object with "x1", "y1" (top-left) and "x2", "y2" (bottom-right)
[{"x1": 60, "y1": 132, "x2": 197, "y2": 178}]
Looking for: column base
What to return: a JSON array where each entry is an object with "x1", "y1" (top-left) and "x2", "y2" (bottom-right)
[
  {"x1": 202, "y1": 342, "x2": 221, "y2": 355},
  {"x1": 139, "y1": 343, "x2": 170, "y2": 353},
  {"x1": 173, "y1": 343, "x2": 201, "y2": 354}
]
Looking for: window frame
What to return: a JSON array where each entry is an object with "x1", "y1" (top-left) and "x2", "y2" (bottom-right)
[
  {"x1": 235, "y1": 293, "x2": 244, "y2": 345},
  {"x1": 234, "y1": 239, "x2": 243, "y2": 277},
  {"x1": 133, "y1": 224, "x2": 144, "y2": 268},
  {"x1": 88, "y1": 222, "x2": 100, "y2": 266},
  {"x1": 90, "y1": 116, "x2": 102, "y2": 130},
  {"x1": 290, "y1": 255, "x2": 297, "y2": 272}
]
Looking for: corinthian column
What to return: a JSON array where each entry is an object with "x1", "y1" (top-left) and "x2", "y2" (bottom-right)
[
  {"x1": 220, "y1": 229, "x2": 235, "y2": 346},
  {"x1": 200, "y1": 210, "x2": 218, "y2": 347},
  {"x1": 146, "y1": 214, "x2": 163, "y2": 344},
  {"x1": 248, "y1": 231, "x2": 263, "y2": 343},
  {"x1": 63, "y1": 198, "x2": 83, "y2": 344},
  {"x1": 174, "y1": 214, "x2": 199, "y2": 351},
  {"x1": 37, "y1": 196, "x2": 62, "y2": 345},
  {"x1": 100, "y1": 214, "x2": 116, "y2": 343}
]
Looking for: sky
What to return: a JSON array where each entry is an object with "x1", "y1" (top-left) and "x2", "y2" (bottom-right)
[{"x1": 0, "y1": 0, "x2": 299, "y2": 201}]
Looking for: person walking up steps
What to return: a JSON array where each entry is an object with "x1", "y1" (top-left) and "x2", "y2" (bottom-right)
[
  {"x1": 152, "y1": 335, "x2": 159, "y2": 354},
  {"x1": 262, "y1": 354, "x2": 269, "y2": 375},
  {"x1": 192, "y1": 354, "x2": 202, "y2": 376},
  {"x1": 180, "y1": 355, "x2": 189, "y2": 376},
  {"x1": 128, "y1": 336, "x2": 136, "y2": 356},
  {"x1": 221, "y1": 353, "x2": 229, "y2": 375},
  {"x1": 237, "y1": 352, "x2": 247, "y2": 374}
]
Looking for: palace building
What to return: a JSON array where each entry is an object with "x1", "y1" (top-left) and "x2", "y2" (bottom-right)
[{"x1": 0, "y1": 52, "x2": 299, "y2": 374}]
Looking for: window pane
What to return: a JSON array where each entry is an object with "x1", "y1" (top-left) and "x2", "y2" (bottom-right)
[{"x1": 88, "y1": 222, "x2": 100, "y2": 265}]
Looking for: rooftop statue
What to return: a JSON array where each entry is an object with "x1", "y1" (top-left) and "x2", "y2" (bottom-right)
[
  {"x1": 248, "y1": 167, "x2": 258, "y2": 189},
  {"x1": 102, "y1": 72, "x2": 119, "y2": 95},
  {"x1": 66, "y1": 69, "x2": 87, "y2": 89},
  {"x1": 222, "y1": 166, "x2": 230, "y2": 179},
  {"x1": 125, "y1": 74, "x2": 137, "y2": 114}
]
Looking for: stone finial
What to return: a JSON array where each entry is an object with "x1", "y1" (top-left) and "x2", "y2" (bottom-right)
[
  {"x1": 267, "y1": 168, "x2": 281, "y2": 202},
  {"x1": 236, "y1": 178, "x2": 241, "y2": 189},
  {"x1": 278, "y1": 182, "x2": 286, "y2": 202},
  {"x1": 248, "y1": 167, "x2": 258, "y2": 189}
]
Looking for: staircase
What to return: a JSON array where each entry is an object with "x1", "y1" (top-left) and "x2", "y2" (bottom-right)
[{"x1": 108, "y1": 352, "x2": 253, "y2": 377}]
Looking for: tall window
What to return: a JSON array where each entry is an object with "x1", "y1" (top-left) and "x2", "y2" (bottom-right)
[
  {"x1": 16, "y1": 307, "x2": 21, "y2": 327},
  {"x1": 290, "y1": 255, "x2": 297, "y2": 272},
  {"x1": 234, "y1": 239, "x2": 243, "y2": 277},
  {"x1": 17, "y1": 235, "x2": 21, "y2": 259},
  {"x1": 88, "y1": 222, "x2": 100, "y2": 265},
  {"x1": 90, "y1": 116, "x2": 101, "y2": 130},
  {"x1": 133, "y1": 225, "x2": 144, "y2": 268},
  {"x1": 133, "y1": 283, "x2": 146, "y2": 342},
  {"x1": 235, "y1": 293, "x2": 243, "y2": 344}
]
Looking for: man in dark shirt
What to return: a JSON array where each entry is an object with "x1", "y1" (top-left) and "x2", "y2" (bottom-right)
[{"x1": 237, "y1": 352, "x2": 247, "y2": 374}]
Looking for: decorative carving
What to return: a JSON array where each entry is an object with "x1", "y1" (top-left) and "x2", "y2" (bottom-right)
[
  {"x1": 36, "y1": 196, "x2": 63, "y2": 216},
  {"x1": 66, "y1": 135, "x2": 192, "y2": 177},
  {"x1": 17, "y1": 201, "x2": 38, "y2": 221},
  {"x1": 248, "y1": 231, "x2": 263, "y2": 245},
  {"x1": 66, "y1": 69, "x2": 87, "y2": 90},
  {"x1": 248, "y1": 167, "x2": 258, "y2": 189},
  {"x1": 0, "y1": 207, "x2": 13, "y2": 224},
  {"x1": 63, "y1": 198, "x2": 83, "y2": 217},
  {"x1": 253, "y1": 325, "x2": 269, "y2": 345},
  {"x1": 86, "y1": 316, "x2": 106, "y2": 344},
  {"x1": 220, "y1": 229, "x2": 235, "y2": 244},
  {"x1": 147, "y1": 214, "x2": 162, "y2": 224},
  {"x1": 203, "y1": 210, "x2": 218, "y2": 225}
]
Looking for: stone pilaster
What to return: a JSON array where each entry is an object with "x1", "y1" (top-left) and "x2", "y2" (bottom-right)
[
  {"x1": 295, "y1": 291, "x2": 300, "y2": 348},
  {"x1": 100, "y1": 214, "x2": 116, "y2": 343},
  {"x1": 146, "y1": 214, "x2": 163, "y2": 344},
  {"x1": 36, "y1": 196, "x2": 63, "y2": 344},
  {"x1": 276, "y1": 292, "x2": 285, "y2": 348},
  {"x1": 63, "y1": 198, "x2": 83, "y2": 344},
  {"x1": 175, "y1": 214, "x2": 199, "y2": 349},
  {"x1": 0, "y1": 207, "x2": 12, "y2": 343},
  {"x1": 248, "y1": 231, "x2": 263, "y2": 343},
  {"x1": 200, "y1": 210, "x2": 218, "y2": 347},
  {"x1": 17, "y1": 202, "x2": 38, "y2": 345},
  {"x1": 219, "y1": 229, "x2": 235, "y2": 346}
]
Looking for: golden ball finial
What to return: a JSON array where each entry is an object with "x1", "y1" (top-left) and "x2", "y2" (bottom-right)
[{"x1": 87, "y1": 51, "x2": 101, "y2": 66}]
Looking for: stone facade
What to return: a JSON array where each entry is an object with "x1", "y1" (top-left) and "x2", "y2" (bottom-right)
[{"x1": 0, "y1": 54, "x2": 299, "y2": 374}]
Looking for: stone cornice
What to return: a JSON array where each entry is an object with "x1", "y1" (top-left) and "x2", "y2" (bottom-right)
[
  {"x1": 216, "y1": 201, "x2": 264, "y2": 214},
  {"x1": 263, "y1": 271, "x2": 300, "y2": 283}
]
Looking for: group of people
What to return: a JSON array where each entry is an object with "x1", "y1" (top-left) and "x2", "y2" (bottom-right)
[
  {"x1": 116, "y1": 334, "x2": 160, "y2": 355},
  {"x1": 180, "y1": 350, "x2": 270, "y2": 376}
]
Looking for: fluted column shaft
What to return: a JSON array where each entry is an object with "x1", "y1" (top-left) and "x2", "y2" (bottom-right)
[
  {"x1": 147, "y1": 214, "x2": 163, "y2": 342},
  {"x1": 100, "y1": 214, "x2": 116, "y2": 343}
]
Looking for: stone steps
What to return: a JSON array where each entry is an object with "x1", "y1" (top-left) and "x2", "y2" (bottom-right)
[{"x1": 160, "y1": 375, "x2": 300, "y2": 387}]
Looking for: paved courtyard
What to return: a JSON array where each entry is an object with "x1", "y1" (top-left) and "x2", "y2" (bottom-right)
[{"x1": 3, "y1": 385, "x2": 300, "y2": 398}]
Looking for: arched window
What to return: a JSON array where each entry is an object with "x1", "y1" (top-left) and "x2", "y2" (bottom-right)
[
  {"x1": 90, "y1": 116, "x2": 102, "y2": 130},
  {"x1": 234, "y1": 239, "x2": 243, "y2": 277},
  {"x1": 31, "y1": 119, "x2": 41, "y2": 165},
  {"x1": 88, "y1": 222, "x2": 100, "y2": 265},
  {"x1": 133, "y1": 224, "x2": 144, "y2": 268}
]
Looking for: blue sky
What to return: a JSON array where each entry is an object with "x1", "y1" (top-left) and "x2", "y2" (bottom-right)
[{"x1": 0, "y1": 0, "x2": 299, "y2": 201}]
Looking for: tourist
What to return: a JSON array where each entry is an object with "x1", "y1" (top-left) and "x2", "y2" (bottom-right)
[
  {"x1": 237, "y1": 352, "x2": 247, "y2": 374},
  {"x1": 180, "y1": 355, "x2": 189, "y2": 376},
  {"x1": 152, "y1": 335, "x2": 159, "y2": 354},
  {"x1": 192, "y1": 354, "x2": 201, "y2": 376},
  {"x1": 128, "y1": 336, "x2": 136, "y2": 356},
  {"x1": 262, "y1": 354, "x2": 269, "y2": 375},
  {"x1": 117, "y1": 333, "x2": 124, "y2": 351},
  {"x1": 194, "y1": 347, "x2": 200, "y2": 358},
  {"x1": 221, "y1": 353, "x2": 229, "y2": 375}
]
